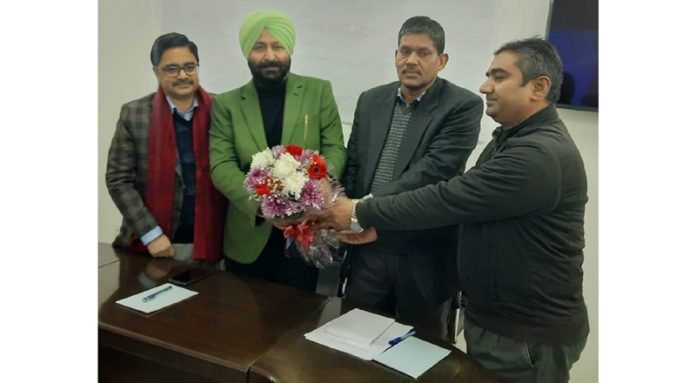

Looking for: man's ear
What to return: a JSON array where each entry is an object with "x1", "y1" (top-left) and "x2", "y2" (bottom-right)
[
  {"x1": 531, "y1": 75, "x2": 551, "y2": 101},
  {"x1": 438, "y1": 53, "x2": 449, "y2": 71}
]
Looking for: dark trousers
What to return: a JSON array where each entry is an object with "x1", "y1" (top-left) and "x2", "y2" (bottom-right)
[
  {"x1": 344, "y1": 246, "x2": 452, "y2": 341},
  {"x1": 464, "y1": 318, "x2": 587, "y2": 383},
  {"x1": 224, "y1": 228, "x2": 319, "y2": 292}
]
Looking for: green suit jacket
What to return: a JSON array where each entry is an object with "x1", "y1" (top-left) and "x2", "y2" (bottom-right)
[{"x1": 209, "y1": 73, "x2": 347, "y2": 263}]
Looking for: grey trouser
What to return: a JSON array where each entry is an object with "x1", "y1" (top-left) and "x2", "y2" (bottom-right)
[{"x1": 464, "y1": 318, "x2": 587, "y2": 383}]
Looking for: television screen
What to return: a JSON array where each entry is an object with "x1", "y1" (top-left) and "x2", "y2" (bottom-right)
[{"x1": 547, "y1": 0, "x2": 598, "y2": 110}]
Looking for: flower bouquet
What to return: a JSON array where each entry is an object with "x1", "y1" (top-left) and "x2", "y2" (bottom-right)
[{"x1": 244, "y1": 144, "x2": 343, "y2": 268}]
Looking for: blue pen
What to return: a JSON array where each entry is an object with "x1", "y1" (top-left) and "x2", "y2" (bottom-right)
[
  {"x1": 388, "y1": 329, "x2": 416, "y2": 346},
  {"x1": 142, "y1": 285, "x2": 173, "y2": 302}
]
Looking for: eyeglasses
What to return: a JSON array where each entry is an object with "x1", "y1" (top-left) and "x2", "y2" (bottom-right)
[{"x1": 157, "y1": 63, "x2": 199, "y2": 77}]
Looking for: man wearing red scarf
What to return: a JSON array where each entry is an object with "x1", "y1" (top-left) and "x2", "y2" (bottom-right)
[{"x1": 106, "y1": 33, "x2": 226, "y2": 263}]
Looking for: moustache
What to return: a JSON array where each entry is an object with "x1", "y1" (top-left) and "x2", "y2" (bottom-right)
[
  {"x1": 173, "y1": 79, "x2": 194, "y2": 86},
  {"x1": 401, "y1": 68, "x2": 421, "y2": 75}
]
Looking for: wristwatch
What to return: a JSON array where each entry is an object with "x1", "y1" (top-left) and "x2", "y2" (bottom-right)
[{"x1": 350, "y1": 199, "x2": 364, "y2": 233}]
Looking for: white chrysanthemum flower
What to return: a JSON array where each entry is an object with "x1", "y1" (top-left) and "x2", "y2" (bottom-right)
[
  {"x1": 250, "y1": 149, "x2": 274, "y2": 169},
  {"x1": 283, "y1": 172, "x2": 307, "y2": 197},
  {"x1": 273, "y1": 153, "x2": 300, "y2": 180}
]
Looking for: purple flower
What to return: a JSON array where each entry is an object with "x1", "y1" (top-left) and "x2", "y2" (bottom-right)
[
  {"x1": 244, "y1": 167, "x2": 270, "y2": 194},
  {"x1": 298, "y1": 149, "x2": 317, "y2": 165},
  {"x1": 299, "y1": 180, "x2": 324, "y2": 210},
  {"x1": 271, "y1": 145, "x2": 286, "y2": 158},
  {"x1": 262, "y1": 196, "x2": 302, "y2": 218}
]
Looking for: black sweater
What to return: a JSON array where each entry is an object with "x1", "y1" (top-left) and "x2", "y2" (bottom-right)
[
  {"x1": 256, "y1": 81, "x2": 286, "y2": 148},
  {"x1": 358, "y1": 105, "x2": 589, "y2": 344}
]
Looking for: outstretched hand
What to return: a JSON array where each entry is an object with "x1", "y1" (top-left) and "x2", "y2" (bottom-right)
[{"x1": 307, "y1": 196, "x2": 354, "y2": 230}]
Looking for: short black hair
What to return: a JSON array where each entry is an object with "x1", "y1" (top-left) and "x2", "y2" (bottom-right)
[
  {"x1": 495, "y1": 37, "x2": 563, "y2": 102},
  {"x1": 150, "y1": 32, "x2": 199, "y2": 67},
  {"x1": 398, "y1": 16, "x2": 445, "y2": 54}
]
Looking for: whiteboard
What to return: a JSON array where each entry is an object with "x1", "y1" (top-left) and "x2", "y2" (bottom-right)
[{"x1": 161, "y1": 0, "x2": 500, "y2": 124}]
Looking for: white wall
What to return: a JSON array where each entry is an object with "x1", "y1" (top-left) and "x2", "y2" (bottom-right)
[
  {"x1": 560, "y1": 109, "x2": 598, "y2": 383},
  {"x1": 158, "y1": 0, "x2": 499, "y2": 130},
  {"x1": 98, "y1": 0, "x2": 163, "y2": 243},
  {"x1": 98, "y1": 1, "x2": 597, "y2": 381}
]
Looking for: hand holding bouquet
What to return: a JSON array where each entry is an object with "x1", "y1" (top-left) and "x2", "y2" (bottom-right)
[{"x1": 243, "y1": 145, "x2": 342, "y2": 268}]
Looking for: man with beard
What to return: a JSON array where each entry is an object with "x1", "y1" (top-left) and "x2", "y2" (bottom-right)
[
  {"x1": 209, "y1": 10, "x2": 346, "y2": 291},
  {"x1": 337, "y1": 16, "x2": 482, "y2": 341},
  {"x1": 106, "y1": 33, "x2": 226, "y2": 263}
]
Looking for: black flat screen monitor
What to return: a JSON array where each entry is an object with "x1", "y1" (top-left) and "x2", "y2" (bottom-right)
[{"x1": 547, "y1": 0, "x2": 598, "y2": 110}]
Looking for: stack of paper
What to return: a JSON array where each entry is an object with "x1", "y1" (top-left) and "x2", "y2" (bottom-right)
[
  {"x1": 374, "y1": 336, "x2": 451, "y2": 378},
  {"x1": 304, "y1": 308, "x2": 413, "y2": 360},
  {"x1": 116, "y1": 283, "x2": 198, "y2": 314}
]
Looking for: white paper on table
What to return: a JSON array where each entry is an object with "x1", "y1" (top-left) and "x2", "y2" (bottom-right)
[
  {"x1": 304, "y1": 309, "x2": 413, "y2": 360},
  {"x1": 115, "y1": 283, "x2": 198, "y2": 314},
  {"x1": 323, "y1": 308, "x2": 396, "y2": 346},
  {"x1": 374, "y1": 336, "x2": 451, "y2": 378}
]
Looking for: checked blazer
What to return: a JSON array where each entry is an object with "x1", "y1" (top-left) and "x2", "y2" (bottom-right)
[{"x1": 106, "y1": 93, "x2": 186, "y2": 247}]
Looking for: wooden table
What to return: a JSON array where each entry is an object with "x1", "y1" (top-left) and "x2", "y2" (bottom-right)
[
  {"x1": 98, "y1": 245, "x2": 329, "y2": 383},
  {"x1": 98, "y1": 244, "x2": 497, "y2": 382},
  {"x1": 248, "y1": 297, "x2": 499, "y2": 383}
]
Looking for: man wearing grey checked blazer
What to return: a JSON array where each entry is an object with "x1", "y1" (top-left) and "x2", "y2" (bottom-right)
[
  {"x1": 106, "y1": 33, "x2": 225, "y2": 263},
  {"x1": 339, "y1": 16, "x2": 483, "y2": 341}
]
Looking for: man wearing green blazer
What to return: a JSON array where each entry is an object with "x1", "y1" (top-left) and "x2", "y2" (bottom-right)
[{"x1": 209, "y1": 10, "x2": 346, "y2": 291}]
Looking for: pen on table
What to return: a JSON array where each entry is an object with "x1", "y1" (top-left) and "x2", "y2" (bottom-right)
[
  {"x1": 142, "y1": 285, "x2": 172, "y2": 302},
  {"x1": 388, "y1": 329, "x2": 416, "y2": 346}
]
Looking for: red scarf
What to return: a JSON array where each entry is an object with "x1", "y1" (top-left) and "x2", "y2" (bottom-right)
[{"x1": 130, "y1": 86, "x2": 227, "y2": 262}]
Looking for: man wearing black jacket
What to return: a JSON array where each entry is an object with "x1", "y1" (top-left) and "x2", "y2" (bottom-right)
[
  {"x1": 328, "y1": 38, "x2": 588, "y2": 383},
  {"x1": 340, "y1": 16, "x2": 482, "y2": 342}
]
